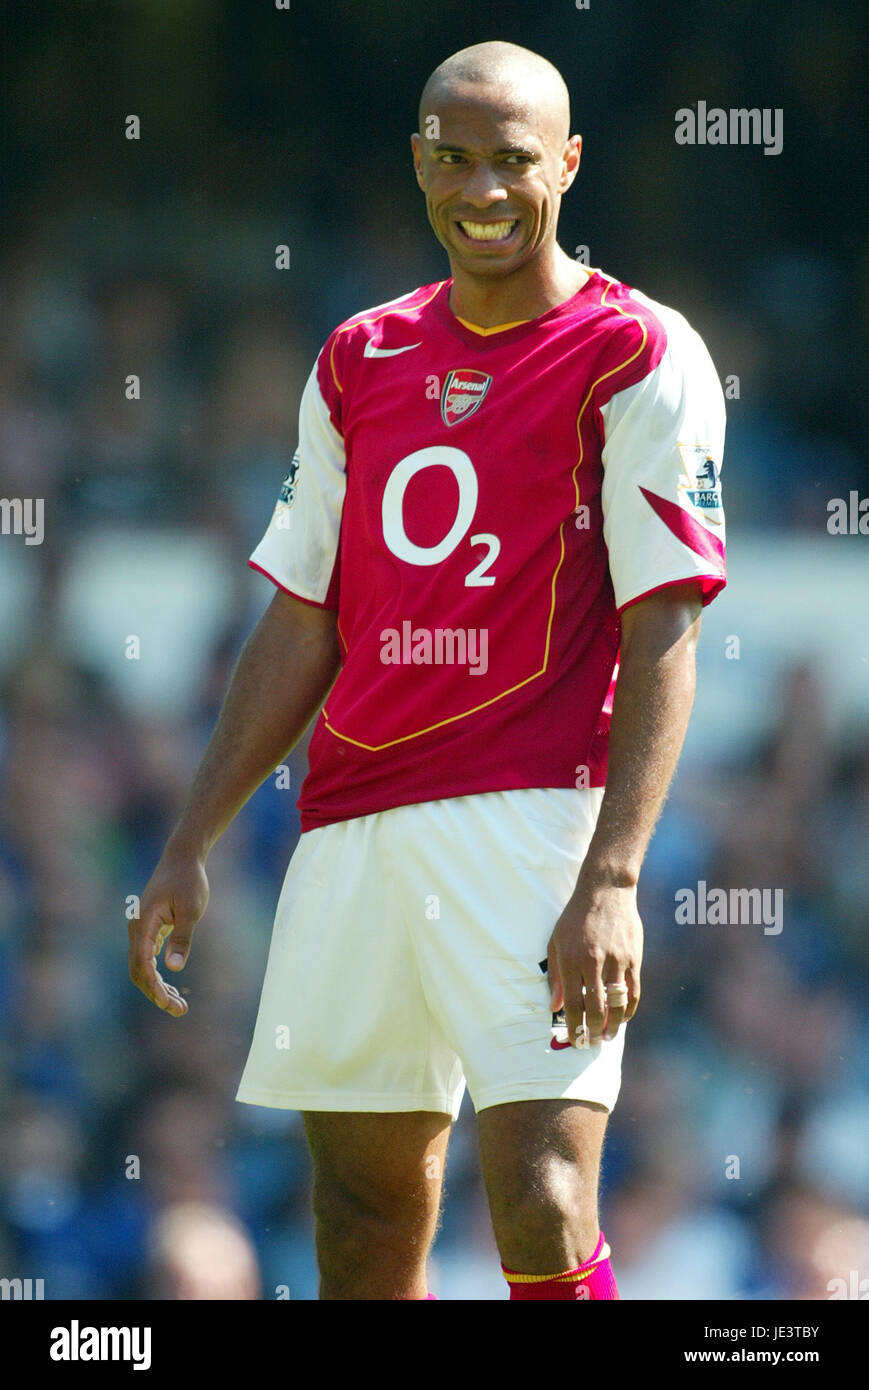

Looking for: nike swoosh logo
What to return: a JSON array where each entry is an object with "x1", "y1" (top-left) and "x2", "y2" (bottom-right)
[
  {"x1": 363, "y1": 340, "x2": 422, "y2": 358},
  {"x1": 550, "y1": 1038, "x2": 572, "y2": 1051}
]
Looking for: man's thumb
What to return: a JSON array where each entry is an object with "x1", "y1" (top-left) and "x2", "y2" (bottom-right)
[
  {"x1": 548, "y1": 951, "x2": 564, "y2": 1011},
  {"x1": 165, "y1": 922, "x2": 193, "y2": 970}
]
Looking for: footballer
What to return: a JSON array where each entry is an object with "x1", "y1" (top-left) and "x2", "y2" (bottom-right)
[{"x1": 130, "y1": 40, "x2": 727, "y2": 1300}]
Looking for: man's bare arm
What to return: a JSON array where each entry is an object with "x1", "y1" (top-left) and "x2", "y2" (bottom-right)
[
  {"x1": 583, "y1": 583, "x2": 702, "y2": 886},
  {"x1": 129, "y1": 589, "x2": 341, "y2": 1015},
  {"x1": 547, "y1": 583, "x2": 703, "y2": 1047}
]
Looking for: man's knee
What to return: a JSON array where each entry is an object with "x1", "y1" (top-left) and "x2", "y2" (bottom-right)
[
  {"x1": 496, "y1": 1158, "x2": 598, "y2": 1249},
  {"x1": 478, "y1": 1100, "x2": 608, "y2": 1271}
]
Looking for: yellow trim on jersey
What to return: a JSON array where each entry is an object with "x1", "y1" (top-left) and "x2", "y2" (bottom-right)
[
  {"x1": 324, "y1": 665, "x2": 555, "y2": 750},
  {"x1": 323, "y1": 271, "x2": 649, "y2": 753},
  {"x1": 454, "y1": 315, "x2": 530, "y2": 335},
  {"x1": 329, "y1": 282, "x2": 448, "y2": 394},
  {"x1": 572, "y1": 277, "x2": 648, "y2": 528}
]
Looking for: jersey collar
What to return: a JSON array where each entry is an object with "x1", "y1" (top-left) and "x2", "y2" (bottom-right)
[{"x1": 435, "y1": 271, "x2": 600, "y2": 346}]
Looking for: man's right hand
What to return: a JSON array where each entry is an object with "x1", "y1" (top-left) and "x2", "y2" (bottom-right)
[
  {"x1": 125, "y1": 591, "x2": 341, "y2": 1018},
  {"x1": 128, "y1": 853, "x2": 210, "y2": 1016}
]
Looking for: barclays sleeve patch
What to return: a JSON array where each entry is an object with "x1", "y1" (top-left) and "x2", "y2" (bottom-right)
[{"x1": 678, "y1": 443, "x2": 723, "y2": 524}]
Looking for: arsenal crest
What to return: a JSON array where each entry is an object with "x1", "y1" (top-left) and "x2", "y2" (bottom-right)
[{"x1": 441, "y1": 368, "x2": 492, "y2": 427}]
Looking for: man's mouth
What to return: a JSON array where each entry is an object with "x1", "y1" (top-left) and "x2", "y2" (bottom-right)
[{"x1": 455, "y1": 218, "x2": 519, "y2": 245}]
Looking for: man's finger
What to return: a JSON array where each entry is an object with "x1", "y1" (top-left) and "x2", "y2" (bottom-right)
[
  {"x1": 128, "y1": 905, "x2": 188, "y2": 1016},
  {"x1": 149, "y1": 960, "x2": 188, "y2": 1016},
  {"x1": 583, "y1": 960, "x2": 607, "y2": 1046},
  {"x1": 603, "y1": 1004, "x2": 627, "y2": 1039},
  {"x1": 623, "y1": 964, "x2": 641, "y2": 1022},
  {"x1": 562, "y1": 967, "x2": 591, "y2": 1051},
  {"x1": 603, "y1": 979, "x2": 630, "y2": 1039},
  {"x1": 547, "y1": 942, "x2": 564, "y2": 1012},
  {"x1": 131, "y1": 948, "x2": 188, "y2": 1015}
]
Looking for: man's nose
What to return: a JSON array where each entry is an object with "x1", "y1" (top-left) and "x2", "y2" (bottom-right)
[{"x1": 461, "y1": 161, "x2": 509, "y2": 206}]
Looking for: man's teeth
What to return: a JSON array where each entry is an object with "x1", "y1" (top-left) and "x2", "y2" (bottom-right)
[{"x1": 458, "y1": 219, "x2": 517, "y2": 241}]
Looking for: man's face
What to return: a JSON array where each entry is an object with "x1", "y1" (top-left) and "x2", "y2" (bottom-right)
[{"x1": 412, "y1": 86, "x2": 579, "y2": 279}]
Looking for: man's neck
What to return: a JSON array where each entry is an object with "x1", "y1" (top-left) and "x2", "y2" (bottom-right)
[{"x1": 447, "y1": 248, "x2": 591, "y2": 329}]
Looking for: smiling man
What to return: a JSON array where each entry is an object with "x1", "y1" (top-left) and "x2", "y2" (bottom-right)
[
  {"x1": 415, "y1": 43, "x2": 582, "y2": 319},
  {"x1": 130, "y1": 40, "x2": 727, "y2": 1300}
]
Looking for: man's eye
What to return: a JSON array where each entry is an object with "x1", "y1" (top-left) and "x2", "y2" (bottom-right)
[
  {"x1": 504, "y1": 154, "x2": 531, "y2": 164},
  {"x1": 439, "y1": 153, "x2": 466, "y2": 165}
]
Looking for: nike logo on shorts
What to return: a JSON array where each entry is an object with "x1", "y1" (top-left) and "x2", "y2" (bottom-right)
[{"x1": 539, "y1": 958, "x2": 574, "y2": 1051}]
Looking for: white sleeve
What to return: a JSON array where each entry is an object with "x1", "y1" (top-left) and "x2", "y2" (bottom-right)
[
  {"x1": 600, "y1": 295, "x2": 727, "y2": 613},
  {"x1": 249, "y1": 360, "x2": 346, "y2": 605}
]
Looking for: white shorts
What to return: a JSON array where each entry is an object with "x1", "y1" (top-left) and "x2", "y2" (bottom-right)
[{"x1": 235, "y1": 787, "x2": 626, "y2": 1120}]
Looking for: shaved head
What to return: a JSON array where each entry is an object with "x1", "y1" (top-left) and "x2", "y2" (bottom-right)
[{"x1": 419, "y1": 41, "x2": 570, "y2": 146}]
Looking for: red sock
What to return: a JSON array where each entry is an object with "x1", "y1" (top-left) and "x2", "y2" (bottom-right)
[{"x1": 502, "y1": 1230, "x2": 620, "y2": 1300}]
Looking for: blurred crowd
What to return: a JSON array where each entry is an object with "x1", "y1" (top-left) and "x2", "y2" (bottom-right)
[{"x1": 1, "y1": 0, "x2": 867, "y2": 1299}]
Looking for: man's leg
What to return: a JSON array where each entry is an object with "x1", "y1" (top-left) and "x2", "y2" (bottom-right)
[
  {"x1": 303, "y1": 1110, "x2": 452, "y2": 1300},
  {"x1": 478, "y1": 1098, "x2": 612, "y2": 1286}
]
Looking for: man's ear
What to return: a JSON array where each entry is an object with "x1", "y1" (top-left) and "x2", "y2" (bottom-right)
[
  {"x1": 410, "y1": 132, "x2": 425, "y2": 190},
  {"x1": 561, "y1": 133, "x2": 582, "y2": 192}
]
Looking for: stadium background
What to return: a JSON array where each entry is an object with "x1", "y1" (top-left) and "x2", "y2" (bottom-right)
[{"x1": 1, "y1": 0, "x2": 866, "y2": 1299}]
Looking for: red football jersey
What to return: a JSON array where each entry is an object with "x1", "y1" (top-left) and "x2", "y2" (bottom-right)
[{"x1": 250, "y1": 269, "x2": 727, "y2": 830}]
